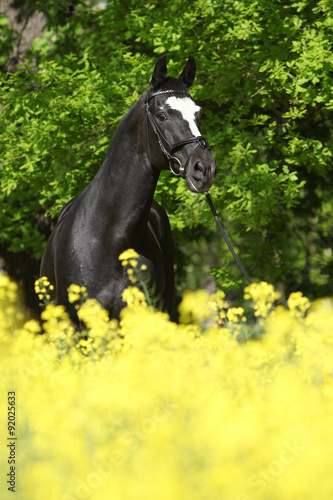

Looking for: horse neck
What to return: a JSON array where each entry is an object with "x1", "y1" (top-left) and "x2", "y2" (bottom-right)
[{"x1": 90, "y1": 100, "x2": 160, "y2": 238}]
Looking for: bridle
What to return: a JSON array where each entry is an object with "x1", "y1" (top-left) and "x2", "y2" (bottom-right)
[
  {"x1": 145, "y1": 90, "x2": 209, "y2": 178},
  {"x1": 145, "y1": 91, "x2": 253, "y2": 285}
]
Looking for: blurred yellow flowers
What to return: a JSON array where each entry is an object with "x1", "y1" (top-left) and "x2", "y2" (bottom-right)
[{"x1": 1, "y1": 269, "x2": 333, "y2": 500}]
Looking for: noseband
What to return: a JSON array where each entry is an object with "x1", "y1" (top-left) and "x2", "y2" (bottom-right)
[{"x1": 145, "y1": 90, "x2": 209, "y2": 177}]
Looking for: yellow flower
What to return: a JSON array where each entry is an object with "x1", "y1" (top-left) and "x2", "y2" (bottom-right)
[
  {"x1": 227, "y1": 307, "x2": 245, "y2": 324},
  {"x1": 244, "y1": 281, "x2": 281, "y2": 320},
  {"x1": 288, "y1": 291, "x2": 310, "y2": 318},
  {"x1": 3, "y1": 273, "x2": 333, "y2": 500},
  {"x1": 23, "y1": 319, "x2": 42, "y2": 335},
  {"x1": 178, "y1": 289, "x2": 211, "y2": 325},
  {"x1": 67, "y1": 284, "x2": 88, "y2": 303},
  {"x1": 34, "y1": 277, "x2": 55, "y2": 305},
  {"x1": 122, "y1": 286, "x2": 148, "y2": 309},
  {"x1": 119, "y1": 248, "x2": 139, "y2": 266}
]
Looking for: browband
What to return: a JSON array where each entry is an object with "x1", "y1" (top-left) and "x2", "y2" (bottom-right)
[{"x1": 145, "y1": 89, "x2": 191, "y2": 104}]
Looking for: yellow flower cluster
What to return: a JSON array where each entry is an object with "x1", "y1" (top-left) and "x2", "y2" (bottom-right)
[
  {"x1": 122, "y1": 286, "x2": 148, "y2": 310},
  {"x1": 35, "y1": 276, "x2": 54, "y2": 304},
  {"x1": 68, "y1": 283, "x2": 89, "y2": 307},
  {"x1": 210, "y1": 290, "x2": 229, "y2": 326},
  {"x1": 287, "y1": 291, "x2": 311, "y2": 318},
  {"x1": 226, "y1": 306, "x2": 246, "y2": 327},
  {"x1": 119, "y1": 248, "x2": 148, "y2": 288},
  {"x1": 244, "y1": 281, "x2": 281, "y2": 321},
  {"x1": 0, "y1": 274, "x2": 24, "y2": 333},
  {"x1": 1, "y1": 274, "x2": 333, "y2": 500},
  {"x1": 119, "y1": 248, "x2": 140, "y2": 266},
  {"x1": 178, "y1": 289, "x2": 211, "y2": 325}
]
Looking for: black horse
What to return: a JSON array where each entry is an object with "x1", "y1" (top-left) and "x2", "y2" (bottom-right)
[{"x1": 40, "y1": 55, "x2": 216, "y2": 321}]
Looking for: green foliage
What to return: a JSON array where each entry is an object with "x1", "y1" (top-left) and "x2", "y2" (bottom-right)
[
  {"x1": 0, "y1": 51, "x2": 147, "y2": 256},
  {"x1": 1, "y1": 0, "x2": 333, "y2": 299},
  {"x1": 0, "y1": 15, "x2": 17, "y2": 69}
]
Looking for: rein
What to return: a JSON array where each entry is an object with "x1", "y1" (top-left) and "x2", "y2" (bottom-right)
[
  {"x1": 145, "y1": 90, "x2": 209, "y2": 177},
  {"x1": 206, "y1": 192, "x2": 253, "y2": 285}
]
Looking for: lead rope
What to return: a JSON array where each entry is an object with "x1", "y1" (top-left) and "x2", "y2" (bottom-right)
[{"x1": 205, "y1": 192, "x2": 253, "y2": 285}]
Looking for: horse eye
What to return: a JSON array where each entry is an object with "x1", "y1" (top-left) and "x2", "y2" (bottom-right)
[{"x1": 157, "y1": 113, "x2": 167, "y2": 122}]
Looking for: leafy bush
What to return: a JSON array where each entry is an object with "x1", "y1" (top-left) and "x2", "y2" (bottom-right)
[
  {"x1": 1, "y1": 0, "x2": 332, "y2": 301},
  {"x1": 1, "y1": 272, "x2": 333, "y2": 499}
]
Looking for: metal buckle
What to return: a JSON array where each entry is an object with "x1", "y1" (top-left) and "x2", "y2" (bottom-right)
[{"x1": 199, "y1": 137, "x2": 208, "y2": 149}]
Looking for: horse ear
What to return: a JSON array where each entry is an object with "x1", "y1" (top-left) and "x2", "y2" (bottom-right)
[
  {"x1": 178, "y1": 56, "x2": 196, "y2": 88},
  {"x1": 150, "y1": 55, "x2": 167, "y2": 90}
]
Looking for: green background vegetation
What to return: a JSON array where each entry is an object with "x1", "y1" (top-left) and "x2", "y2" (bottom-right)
[{"x1": 1, "y1": 0, "x2": 332, "y2": 312}]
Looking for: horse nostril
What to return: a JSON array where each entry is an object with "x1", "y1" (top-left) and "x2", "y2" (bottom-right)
[{"x1": 193, "y1": 162, "x2": 206, "y2": 181}]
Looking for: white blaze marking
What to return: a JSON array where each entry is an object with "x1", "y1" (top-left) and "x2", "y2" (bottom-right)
[{"x1": 166, "y1": 96, "x2": 201, "y2": 137}]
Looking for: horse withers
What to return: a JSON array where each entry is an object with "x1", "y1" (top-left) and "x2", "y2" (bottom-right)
[{"x1": 40, "y1": 55, "x2": 216, "y2": 321}]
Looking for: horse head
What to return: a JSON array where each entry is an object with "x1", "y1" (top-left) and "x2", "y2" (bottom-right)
[{"x1": 144, "y1": 55, "x2": 216, "y2": 193}]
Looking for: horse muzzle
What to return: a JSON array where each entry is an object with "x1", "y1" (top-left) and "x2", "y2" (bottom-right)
[
  {"x1": 169, "y1": 137, "x2": 216, "y2": 193},
  {"x1": 185, "y1": 157, "x2": 216, "y2": 193}
]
